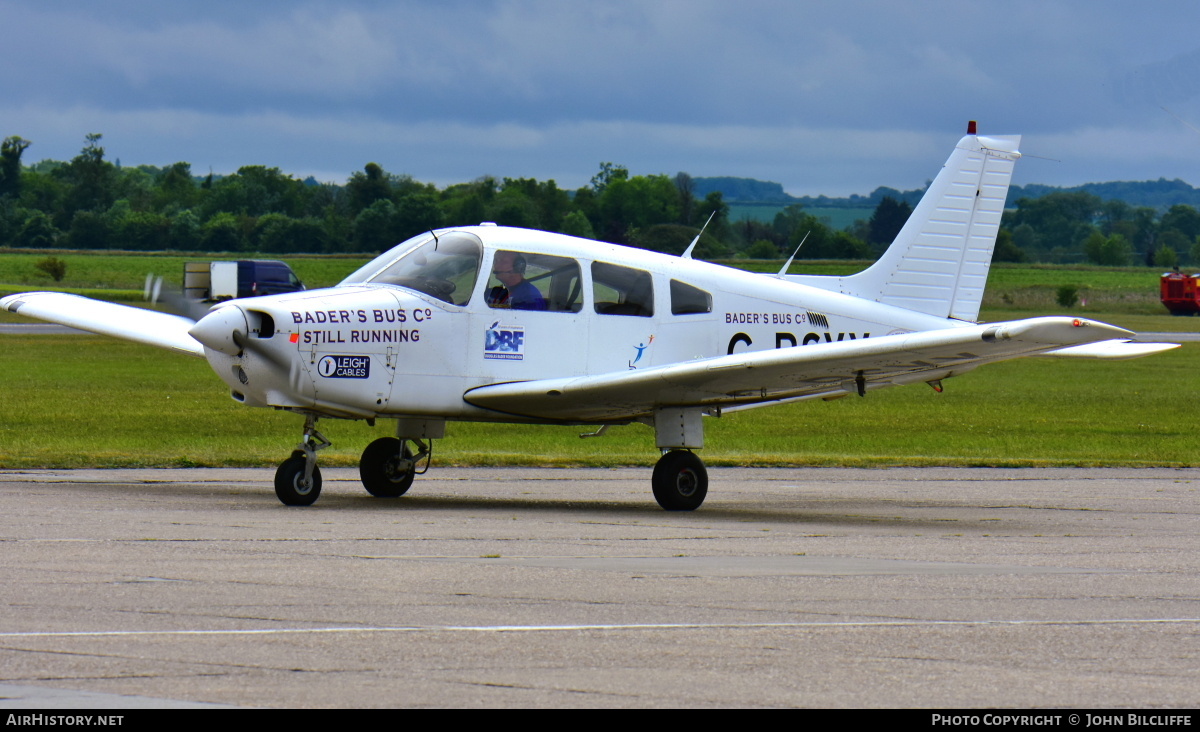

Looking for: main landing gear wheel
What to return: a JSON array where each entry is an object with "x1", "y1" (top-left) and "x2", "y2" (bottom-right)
[
  {"x1": 652, "y1": 450, "x2": 708, "y2": 511},
  {"x1": 359, "y1": 437, "x2": 416, "y2": 498},
  {"x1": 275, "y1": 451, "x2": 322, "y2": 506}
]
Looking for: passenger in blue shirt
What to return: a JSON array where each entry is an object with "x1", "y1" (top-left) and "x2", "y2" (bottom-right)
[{"x1": 488, "y1": 251, "x2": 547, "y2": 311}]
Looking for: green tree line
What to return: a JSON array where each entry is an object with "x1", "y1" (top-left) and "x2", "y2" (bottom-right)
[
  {"x1": 2, "y1": 133, "x2": 1198, "y2": 267},
  {"x1": 0, "y1": 134, "x2": 743, "y2": 257},
  {"x1": 1002, "y1": 191, "x2": 1200, "y2": 268}
]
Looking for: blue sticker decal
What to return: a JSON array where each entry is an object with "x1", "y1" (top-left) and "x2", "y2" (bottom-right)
[{"x1": 628, "y1": 335, "x2": 655, "y2": 369}]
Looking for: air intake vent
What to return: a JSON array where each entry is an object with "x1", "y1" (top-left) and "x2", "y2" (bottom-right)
[{"x1": 248, "y1": 310, "x2": 275, "y2": 338}]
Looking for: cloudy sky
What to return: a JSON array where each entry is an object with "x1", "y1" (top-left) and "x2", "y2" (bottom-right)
[{"x1": 6, "y1": 0, "x2": 1200, "y2": 196}]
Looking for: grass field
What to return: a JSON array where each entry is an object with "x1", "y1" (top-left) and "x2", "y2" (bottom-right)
[
  {"x1": 0, "y1": 250, "x2": 371, "y2": 294},
  {"x1": 0, "y1": 250, "x2": 373, "y2": 322},
  {"x1": 731, "y1": 260, "x2": 1183, "y2": 320},
  {"x1": 0, "y1": 334, "x2": 1194, "y2": 469}
]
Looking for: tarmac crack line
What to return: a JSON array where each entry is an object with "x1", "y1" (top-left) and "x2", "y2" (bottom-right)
[
  {"x1": 450, "y1": 678, "x2": 641, "y2": 699},
  {"x1": 0, "y1": 644, "x2": 340, "y2": 675}
]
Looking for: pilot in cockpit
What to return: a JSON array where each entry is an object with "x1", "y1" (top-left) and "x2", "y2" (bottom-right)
[{"x1": 487, "y1": 251, "x2": 548, "y2": 311}]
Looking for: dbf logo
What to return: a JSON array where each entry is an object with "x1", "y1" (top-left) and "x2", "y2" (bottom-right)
[{"x1": 485, "y1": 322, "x2": 525, "y2": 360}]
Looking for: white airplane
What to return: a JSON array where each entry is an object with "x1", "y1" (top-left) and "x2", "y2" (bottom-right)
[{"x1": 1, "y1": 125, "x2": 1179, "y2": 510}]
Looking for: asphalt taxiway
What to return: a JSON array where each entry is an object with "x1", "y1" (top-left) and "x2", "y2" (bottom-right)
[{"x1": 1, "y1": 467, "x2": 1197, "y2": 708}]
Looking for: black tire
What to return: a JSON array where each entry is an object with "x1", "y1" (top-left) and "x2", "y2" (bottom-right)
[
  {"x1": 359, "y1": 437, "x2": 416, "y2": 498},
  {"x1": 275, "y1": 453, "x2": 322, "y2": 506},
  {"x1": 651, "y1": 450, "x2": 708, "y2": 511}
]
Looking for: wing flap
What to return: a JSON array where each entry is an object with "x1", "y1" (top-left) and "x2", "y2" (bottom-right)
[
  {"x1": 1, "y1": 292, "x2": 205, "y2": 357},
  {"x1": 464, "y1": 317, "x2": 1150, "y2": 422}
]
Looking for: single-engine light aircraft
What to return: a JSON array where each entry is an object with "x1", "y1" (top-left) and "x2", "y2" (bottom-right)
[{"x1": 1, "y1": 124, "x2": 1179, "y2": 510}]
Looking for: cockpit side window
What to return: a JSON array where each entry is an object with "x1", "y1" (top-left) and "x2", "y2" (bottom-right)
[
  {"x1": 486, "y1": 251, "x2": 582, "y2": 313},
  {"x1": 592, "y1": 262, "x2": 654, "y2": 317},
  {"x1": 364, "y1": 232, "x2": 483, "y2": 306},
  {"x1": 670, "y1": 279, "x2": 712, "y2": 315}
]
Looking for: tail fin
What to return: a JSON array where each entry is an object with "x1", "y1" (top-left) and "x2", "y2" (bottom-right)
[{"x1": 787, "y1": 127, "x2": 1021, "y2": 322}]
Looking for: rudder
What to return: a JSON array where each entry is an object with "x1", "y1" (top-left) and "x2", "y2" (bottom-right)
[{"x1": 788, "y1": 127, "x2": 1021, "y2": 322}]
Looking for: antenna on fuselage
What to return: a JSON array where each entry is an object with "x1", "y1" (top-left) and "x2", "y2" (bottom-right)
[
  {"x1": 430, "y1": 229, "x2": 439, "y2": 250},
  {"x1": 775, "y1": 231, "x2": 810, "y2": 277},
  {"x1": 681, "y1": 210, "x2": 717, "y2": 259}
]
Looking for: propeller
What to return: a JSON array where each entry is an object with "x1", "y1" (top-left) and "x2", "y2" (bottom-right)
[
  {"x1": 154, "y1": 277, "x2": 299, "y2": 388},
  {"x1": 189, "y1": 305, "x2": 308, "y2": 393},
  {"x1": 144, "y1": 273, "x2": 213, "y2": 322}
]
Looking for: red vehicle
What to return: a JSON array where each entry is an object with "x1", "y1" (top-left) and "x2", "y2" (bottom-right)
[{"x1": 1161, "y1": 270, "x2": 1200, "y2": 315}]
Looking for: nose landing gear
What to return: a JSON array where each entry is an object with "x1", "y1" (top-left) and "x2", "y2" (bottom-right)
[{"x1": 274, "y1": 414, "x2": 330, "y2": 506}]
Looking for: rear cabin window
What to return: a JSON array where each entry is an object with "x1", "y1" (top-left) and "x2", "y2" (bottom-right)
[
  {"x1": 592, "y1": 262, "x2": 654, "y2": 317},
  {"x1": 485, "y1": 251, "x2": 582, "y2": 313},
  {"x1": 670, "y1": 279, "x2": 712, "y2": 315}
]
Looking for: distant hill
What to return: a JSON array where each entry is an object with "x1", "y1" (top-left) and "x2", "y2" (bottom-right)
[
  {"x1": 693, "y1": 177, "x2": 927, "y2": 208},
  {"x1": 692, "y1": 177, "x2": 793, "y2": 203},
  {"x1": 1007, "y1": 178, "x2": 1200, "y2": 209},
  {"x1": 695, "y1": 175, "x2": 1200, "y2": 211}
]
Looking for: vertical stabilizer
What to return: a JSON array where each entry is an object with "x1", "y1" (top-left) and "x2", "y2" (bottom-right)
[{"x1": 787, "y1": 129, "x2": 1021, "y2": 322}]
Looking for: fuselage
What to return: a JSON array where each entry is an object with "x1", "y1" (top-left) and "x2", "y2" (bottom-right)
[{"x1": 198, "y1": 225, "x2": 965, "y2": 422}]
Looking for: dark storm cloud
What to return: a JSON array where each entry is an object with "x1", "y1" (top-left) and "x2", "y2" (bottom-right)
[{"x1": 5, "y1": 0, "x2": 1200, "y2": 194}]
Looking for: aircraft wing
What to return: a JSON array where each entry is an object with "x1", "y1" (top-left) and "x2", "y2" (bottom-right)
[
  {"x1": 0, "y1": 292, "x2": 205, "y2": 358},
  {"x1": 464, "y1": 317, "x2": 1178, "y2": 422}
]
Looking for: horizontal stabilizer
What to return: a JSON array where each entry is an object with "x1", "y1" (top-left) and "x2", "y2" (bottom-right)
[{"x1": 0, "y1": 291, "x2": 205, "y2": 357}]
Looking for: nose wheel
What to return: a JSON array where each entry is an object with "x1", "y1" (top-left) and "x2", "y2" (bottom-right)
[
  {"x1": 274, "y1": 415, "x2": 330, "y2": 506},
  {"x1": 275, "y1": 451, "x2": 322, "y2": 506}
]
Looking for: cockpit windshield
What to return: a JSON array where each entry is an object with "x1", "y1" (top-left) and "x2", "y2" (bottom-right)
[{"x1": 339, "y1": 231, "x2": 484, "y2": 306}]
